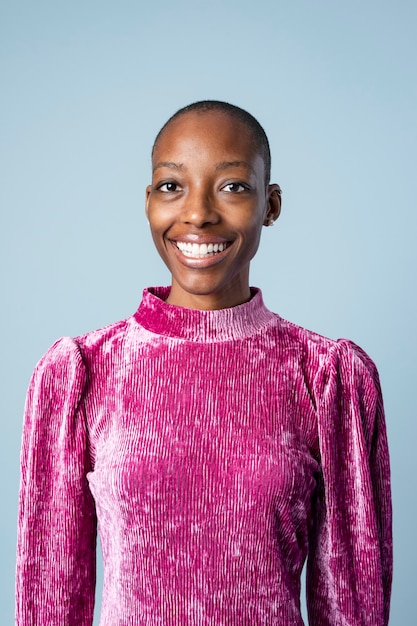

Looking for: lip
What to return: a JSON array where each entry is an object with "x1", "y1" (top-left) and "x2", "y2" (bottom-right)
[
  {"x1": 169, "y1": 238, "x2": 234, "y2": 269},
  {"x1": 170, "y1": 233, "x2": 230, "y2": 245}
]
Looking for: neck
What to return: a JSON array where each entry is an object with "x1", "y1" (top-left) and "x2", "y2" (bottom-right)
[
  {"x1": 166, "y1": 279, "x2": 252, "y2": 311},
  {"x1": 134, "y1": 286, "x2": 275, "y2": 342}
]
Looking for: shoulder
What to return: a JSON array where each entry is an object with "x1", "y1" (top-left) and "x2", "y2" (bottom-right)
[
  {"x1": 32, "y1": 313, "x2": 134, "y2": 386},
  {"x1": 28, "y1": 337, "x2": 87, "y2": 403},
  {"x1": 269, "y1": 314, "x2": 338, "y2": 371},
  {"x1": 312, "y1": 335, "x2": 380, "y2": 390},
  {"x1": 309, "y1": 335, "x2": 383, "y2": 445},
  {"x1": 273, "y1": 315, "x2": 334, "y2": 350},
  {"x1": 75, "y1": 316, "x2": 130, "y2": 352},
  {"x1": 32, "y1": 336, "x2": 85, "y2": 380},
  {"x1": 272, "y1": 314, "x2": 377, "y2": 371},
  {"x1": 266, "y1": 314, "x2": 381, "y2": 402}
]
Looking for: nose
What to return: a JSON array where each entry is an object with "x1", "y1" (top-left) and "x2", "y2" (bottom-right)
[{"x1": 180, "y1": 186, "x2": 220, "y2": 227}]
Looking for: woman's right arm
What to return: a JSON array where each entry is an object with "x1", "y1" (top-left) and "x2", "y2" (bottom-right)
[{"x1": 16, "y1": 337, "x2": 97, "y2": 626}]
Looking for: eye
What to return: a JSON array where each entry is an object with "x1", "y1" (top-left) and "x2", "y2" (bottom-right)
[
  {"x1": 157, "y1": 182, "x2": 180, "y2": 193},
  {"x1": 221, "y1": 182, "x2": 250, "y2": 193}
]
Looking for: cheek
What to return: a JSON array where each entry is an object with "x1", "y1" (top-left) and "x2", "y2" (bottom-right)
[
  {"x1": 147, "y1": 199, "x2": 176, "y2": 235},
  {"x1": 243, "y1": 217, "x2": 264, "y2": 251},
  {"x1": 147, "y1": 206, "x2": 168, "y2": 240},
  {"x1": 147, "y1": 218, "x2": 177, "y2": 273},
  {"x1": 147, "y1": 218, "x2": 166, "y2": 255},
  {"x1": 150, "y1": 228, "x2": 168, "y2": 259}
]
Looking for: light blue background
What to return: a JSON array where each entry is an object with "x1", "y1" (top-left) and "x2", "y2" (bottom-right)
[{"x1": 1, "y1": 1, "x2": 415, "y2": 623}]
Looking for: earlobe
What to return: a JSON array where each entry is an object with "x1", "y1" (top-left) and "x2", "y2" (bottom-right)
[
  {"x1": 263, "y1": 184, "x2": 282, "y2": 226},
  {"x1": 145, "y1": 185, "x2": 152, "y2": 219}
]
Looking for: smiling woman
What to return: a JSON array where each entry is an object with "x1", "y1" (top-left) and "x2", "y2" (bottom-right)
[
  {"x1": 16, "y1": 101, "x2": 392, "y2": 626},
  {"x1": 146, "y1": 106, "x2": 281, "y2": 310}
]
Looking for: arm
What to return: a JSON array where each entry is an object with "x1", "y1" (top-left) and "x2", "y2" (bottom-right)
[
  {"x1": 16, "y1": 337, "x2": 96, "y2": 625},
  {"x1": 307, "y1": 340, "x2": 392, "y2": 626}
]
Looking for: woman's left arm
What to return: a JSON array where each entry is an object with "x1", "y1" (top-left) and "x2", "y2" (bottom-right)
[{"x1": 307, "y1": 340, "x2": 392, "y2": 626}]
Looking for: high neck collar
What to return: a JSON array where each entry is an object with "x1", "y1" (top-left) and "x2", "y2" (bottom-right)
[{"x1": 133, "y1": 287, "x2": 275, "y2": 342}]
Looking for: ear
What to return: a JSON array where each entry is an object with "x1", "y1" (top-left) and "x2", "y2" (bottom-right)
[
  {"x1": 145, "y1": 185, "x2": 152, "y2": 219},
  {"x1": 263, "y1": 184, "x2": 282, "y2": 226}
]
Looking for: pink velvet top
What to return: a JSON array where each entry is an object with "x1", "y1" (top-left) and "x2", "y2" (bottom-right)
[{"x1": 16, "y1": 287, "x2": 392, "y2": 625}]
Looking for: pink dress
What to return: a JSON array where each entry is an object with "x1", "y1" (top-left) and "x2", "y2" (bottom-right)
[{"x1": 16, "y1": 287, "x2": 392, "y2": 625}]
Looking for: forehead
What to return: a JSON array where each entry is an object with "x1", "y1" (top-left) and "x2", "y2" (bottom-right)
[{"x1": 153, "y1": 111, "x2": 261, "y2": 163}]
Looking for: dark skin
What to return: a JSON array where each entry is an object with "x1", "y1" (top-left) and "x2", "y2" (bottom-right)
[{"x1": 146, "y1": 110, "x2": 281, "y2": 311}]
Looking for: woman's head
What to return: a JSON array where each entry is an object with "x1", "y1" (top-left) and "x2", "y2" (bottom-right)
[
  {"x1": 152, "y1": 101, "x2": 272, "y2": 187},
  {"x1": 146, "y1": 101, "x2": 281, "y2": 310}
]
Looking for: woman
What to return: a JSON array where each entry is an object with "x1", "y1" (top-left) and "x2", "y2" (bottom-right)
[{"x1": 16, "y1": 101, "x2": 392, "y2": 625}]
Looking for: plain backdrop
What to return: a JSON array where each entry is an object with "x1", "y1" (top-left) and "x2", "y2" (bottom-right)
[{"x1": 1, "y1": 1, "x2": 416, "y2": 623}]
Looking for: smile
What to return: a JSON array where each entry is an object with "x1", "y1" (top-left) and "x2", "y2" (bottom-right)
[{"x1": 176, "y1": 241, "x2": 230, "y2": 258}]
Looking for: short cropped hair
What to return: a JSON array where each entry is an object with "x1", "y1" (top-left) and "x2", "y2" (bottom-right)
[{"x1": 152, "y1": 100, "x2": 271, "y2": 185}]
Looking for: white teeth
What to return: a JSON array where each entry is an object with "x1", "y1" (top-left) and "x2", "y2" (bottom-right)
[{"x1": 176, "y1": 241, "x2": 228, "y2": 258}]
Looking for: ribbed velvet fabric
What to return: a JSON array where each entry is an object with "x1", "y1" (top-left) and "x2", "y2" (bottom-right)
[{"x1": 16, "y1": 287, "x2": 392, "y2": 626}]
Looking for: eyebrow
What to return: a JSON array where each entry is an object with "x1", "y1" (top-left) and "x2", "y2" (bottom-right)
[
  {"x1": 152, "y1": 161, "x2": 186, "y2": 173},
  {"x1": 153, "y1": 160, "x2": 255, "y2": 174},
  {"x1": 215, "y1": 161, "x2": 255, "y2": 174}
]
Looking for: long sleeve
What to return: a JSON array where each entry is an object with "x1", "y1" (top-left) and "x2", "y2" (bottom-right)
[
  {"x1": 16, "y1": 337, "x2": 97, "y2": 625},
  {"x1": 307, "y1": 339, "x2": 392, "y2": 625}
]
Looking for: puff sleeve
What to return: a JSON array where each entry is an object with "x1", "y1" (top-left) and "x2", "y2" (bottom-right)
[
  {"x1": 16, "y1": 338, "x2": 96, "y2": 625},
  {"x1": 307, "y1": 340, "x2": 392, "y2": 626}
]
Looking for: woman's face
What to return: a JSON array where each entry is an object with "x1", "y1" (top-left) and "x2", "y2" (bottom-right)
[{"x1": 146, "y1": 110, "x2": 281, "y2": 310}]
